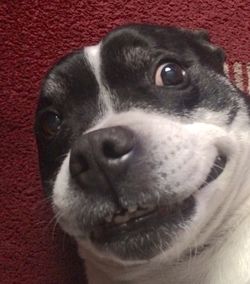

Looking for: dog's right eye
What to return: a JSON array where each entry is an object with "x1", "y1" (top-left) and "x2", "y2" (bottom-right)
[
  {"x1": 39, "y1": 111, "x2": 62, "y2": 138},
  {"x1": 154, "y1": 62, "x2": 186, "y2": 87}
]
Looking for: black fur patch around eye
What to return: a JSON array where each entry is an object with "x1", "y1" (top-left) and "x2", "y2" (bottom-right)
[
  {"x1": 99, "y1": 24, "x2": 236, "y2": 116},
  {"x1": 35, "y1": 50, "x2": 100, "y2": 194}
]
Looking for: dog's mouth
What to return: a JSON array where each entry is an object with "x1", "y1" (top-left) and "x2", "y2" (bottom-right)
[
  {"x1": 90, "y1": 154, "x2": 227, "y2": 243},
  {"x1": 91, "y1": 195, "x2": 195, "y2": 243},
  {"x1": 199, "y1": 154, "x2": 227, "y2": 189}
]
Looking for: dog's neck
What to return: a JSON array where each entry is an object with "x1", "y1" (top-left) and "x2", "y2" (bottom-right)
[{"x1": 84, "y1": 254, "x2": 182, "y2": 284}]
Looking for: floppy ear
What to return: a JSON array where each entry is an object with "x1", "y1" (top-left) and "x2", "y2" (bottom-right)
[{"x1": 190, "y1": 29, "x2": 226, "y2": 74}]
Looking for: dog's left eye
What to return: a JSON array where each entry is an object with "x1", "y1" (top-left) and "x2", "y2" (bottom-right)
[
  {"x1": 39, "y1": 111, "x2": 62, "y2": 138},
  {"x1": 155, "y1": 63, "x2": 186, "y2": 86}
]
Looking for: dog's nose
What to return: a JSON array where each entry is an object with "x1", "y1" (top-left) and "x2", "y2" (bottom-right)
[{"x1": 69, "y1": 126, "x2": 136, "y2": 192}]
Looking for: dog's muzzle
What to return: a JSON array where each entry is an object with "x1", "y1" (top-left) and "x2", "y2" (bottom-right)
[{"x1": 68, "y1": 125, "x2": 226, "y2": 250}]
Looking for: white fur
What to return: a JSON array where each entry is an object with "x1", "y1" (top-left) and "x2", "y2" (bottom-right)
[{"x1": 84, "y1": 44, "x2": 114, "y2": 114}]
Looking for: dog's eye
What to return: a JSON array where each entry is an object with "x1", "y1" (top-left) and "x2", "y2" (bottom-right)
[
  {"x1": 40, "y1": 111, "x2": 61, "y2": 138},
  {"x1": 155, "y1": 63, "x2": 186, "y2": 86}
]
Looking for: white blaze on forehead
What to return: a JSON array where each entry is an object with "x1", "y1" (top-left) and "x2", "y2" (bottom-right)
[
  {"x1": 84, "y1": 44, "x2": 101, "y2": 82},
  {"x1": 84, "y1": 43, "x2": 113, "y2": 113}
]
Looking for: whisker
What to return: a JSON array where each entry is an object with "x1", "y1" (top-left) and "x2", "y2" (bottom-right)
[
  {"x1": 51, "y1": 211, "x2": 63, "y2": 240},
  {"x1": 34, "y1": 195, "x2": 53, "y2": 211}
]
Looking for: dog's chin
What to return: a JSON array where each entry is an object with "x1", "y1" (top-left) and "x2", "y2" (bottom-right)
[{"x1": 76, "y1": 154, "x2": 225, "y2": 261}]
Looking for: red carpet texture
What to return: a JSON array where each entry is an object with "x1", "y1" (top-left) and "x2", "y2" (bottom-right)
[{"x1": 1, "y1": 1, "x2": 250, "y2": 283}]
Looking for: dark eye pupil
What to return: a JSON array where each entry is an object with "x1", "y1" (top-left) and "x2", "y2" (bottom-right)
[
  {"x1": 161, "y1": 63, "x2": 185, "y2": 85},
  {"x1": 41, "y1": 112, "x2": 61, "y2": 137}
]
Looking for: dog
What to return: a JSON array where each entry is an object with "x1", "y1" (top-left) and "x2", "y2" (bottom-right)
[{"x1": 35, "y1": 24, "x2": 250, "y2": 284}]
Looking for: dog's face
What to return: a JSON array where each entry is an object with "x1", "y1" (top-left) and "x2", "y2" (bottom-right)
[{"x1": 35, "y1": 24, "x2": 250, "y2": 263}]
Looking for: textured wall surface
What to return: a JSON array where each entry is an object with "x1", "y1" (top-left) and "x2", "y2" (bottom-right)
[{"x1": 1, "y1": 1, "x2": 250, "y2": 283}]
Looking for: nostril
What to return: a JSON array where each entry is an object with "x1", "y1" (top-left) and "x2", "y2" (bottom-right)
[
  {"x1": 70, "y1": 153, "x2": 89, "y2": 177},
  {"x1": 102, "y1": 140, "x2": 134, "y2": 159},
  {"x1": 77, "y1": 154, "x2": 90, "y2": 172},
  {"x1": 103, "y1": 141, "x2": 120, "y2": 159}
]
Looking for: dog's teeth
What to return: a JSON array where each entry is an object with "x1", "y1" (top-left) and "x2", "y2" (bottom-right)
[
  {"x1": 106, "y1": 206, "x2": 157, "y2": 226},
  {"x1": 141, "y1": 204, "x2": 155, "y2": 210},
  {"x1": 114, "y1": 213, "x2": 131, "y2": 224},
  {"x1": 133, "y1": 209, "x2": 149, "y2": 218},
  {"x1": 128, "y1": 206, "x2": 138, "y2": 213}
]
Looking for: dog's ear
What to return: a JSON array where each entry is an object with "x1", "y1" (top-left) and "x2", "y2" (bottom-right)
[
  {"x1": 192, "y1": 29, "x2": 211, "y2": 41},
  {"x1": 189, "y1": 29, "x2": 226, "y2": 74}
]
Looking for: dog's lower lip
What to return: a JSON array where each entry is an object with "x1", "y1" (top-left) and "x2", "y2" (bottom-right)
[
  {"x1": 199, "y1": 154, "x2": 227, "y2": 190},
  {"x1": 90, "y1": 195, "x2": 195, "y2": 242}
]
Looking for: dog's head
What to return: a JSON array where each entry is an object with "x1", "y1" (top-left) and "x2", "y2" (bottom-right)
[{"x1": 35, "y1": 24, "x2": 250, "y2": 263}]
